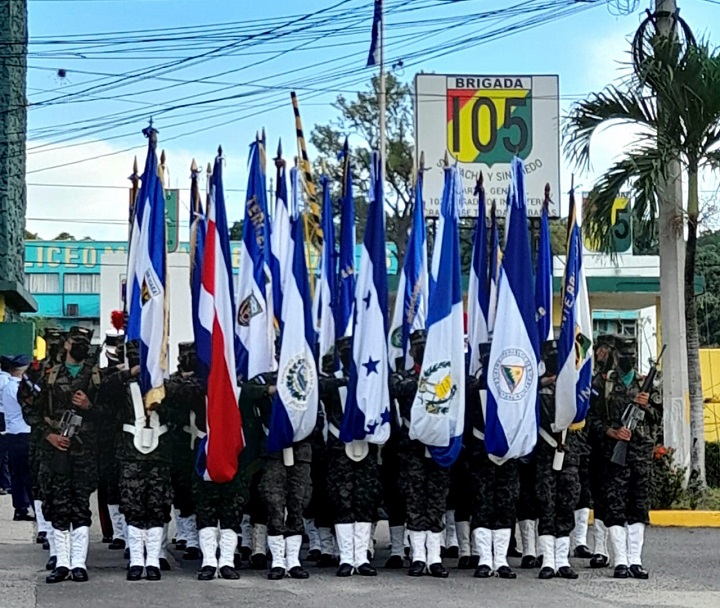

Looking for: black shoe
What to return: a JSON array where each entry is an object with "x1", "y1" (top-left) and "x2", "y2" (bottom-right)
[
  {"x1": 268, "y1": 567, "x2": 286, "y2": 580},
  {"x1": 127, "y1": 566, "x2": 144, "y2": 581},
  {"x1": 198, "y1": 566, "x2": 217, "y2": 581},
  {"x1": 521, "y1": 555, "x2": 538, "y2": 569},
  {"x1": 429, "y1": 563, "x2": 449, "y2": 578},
  {"x1": 123, "y1": 548, "x2": 130, "y2": 560},
  {"x1": 469, "y1": 555, "x2": 480, "y2": 568},
  {"x1": 538, "y1": 567, "x2": 555, "y2": 580},
  {"x1": 240, "y1": 546, "x2": 251, "y2": 560},
  {"x1": 336, "y1": 563, "x2": 354, "y2": 577},
  {"x1": 219, "y1": 566, "x2": 239, "y2": 580},
  {"x1": 250, "y1": 553, "x2": 267, "y2": 570},
  {"x1": 474, "y1": 564, "x2": 492, "y2": 578},
  {"x1": 183, "y1": 547, "x2": 202, "y2": 561},
  {"x1": 573, "y1": 544, "x2": 593, "y2": 559},
  {"x1": 629, "y1": 564, "x2": 649, "y2": 579},
  {"x1": 497, "y1": 565, "x2": 517, "y2": 579},
  {"x1": 45, "y1": 556, "x2": 57, "y2": 571},
  {"x1": 71, "y1": 568, "x2": 88, "y2": 582},
  {"x1": 357, "y1": 563, "x2": 377, "y2": 577},
  {"x1": 42, "y1": 539, "x2": 50, "y2": 551},
  {"x1": 46, "y1": 567, "x2": 70, "y2": 584},
  {"x1": 536, "y1": 554, "x2": 544, "y2": 567},
  {"x1": 13, "y1": 511, "x2": 35, "y2": 522},
  {"x1": 444, "y1": 546, "x2": 459, "y2": 559},
  {"x1": 175, "y1": 540, "x2": 187, "y2": 551},
  {"x1": 614, "y1": 565, "x2": 630, "y2": 579},
  {"x1": 108, "y1": 538, "x2": 126, "y2": 551},
  {"x1": 159, "y1": 558, "x2": 171, "y2": 571},
  {"x1": 457, "y1": 556, "x2": 472, "y2": 570},
  {"x1": 306, "y1": 549, "x2": 321, "y2": 562},
  {"x1": 557, "y1": 566, "x2": 579, "y2": 579},
  {"x1": 36, "y1": 532, "x2": 47, "y2": 544},
  {"x1": 408, "y1": 561, "x2": 426, "y2": 577},
  {"x1": 317, "y1": 553, "x2": 338, "y2": 568},
  {"x1": 145, "y1": 566, "x2": 161, "y2": 581},
  {"x1": 590, "y1": 554, "x2": 609, "y2": 569},
  {"x1": 102, "y1": 536, "x2": 113, "y2": 544},
  {"x1": 384, "y1": 555, "x2": 404, "y2": 569},
  {"x1": 289, "y1": 566, "x2": 310, "y2": 579}
]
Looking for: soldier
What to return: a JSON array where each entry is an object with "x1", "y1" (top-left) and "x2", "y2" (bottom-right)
[
  {"x1": 39, "y1": 326, "x2": 102, "y2": 584},
  {"x1": 588, "y1": 336, "x2": 660, "y2": 580},
  {"x1": 390, "y1": 330, "x2": 449, "y2": 579}
]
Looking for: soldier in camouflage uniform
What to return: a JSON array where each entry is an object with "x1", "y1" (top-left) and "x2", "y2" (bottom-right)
[
  {"x1": 389, "y1": 330, "x2": 450, "y2": 579},
  {"x1": 588, "y1": 335, "x2": 660, "y2": 580},
  {"x1": 322, "y1": 337, "x2": 380, "y2": 578},
  {"x1": 37, "y1": 327, "x2": 102, "y2": 584}
]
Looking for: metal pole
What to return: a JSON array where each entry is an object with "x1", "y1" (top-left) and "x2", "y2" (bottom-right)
[{"x1": 379, "y1": 0, "x2": 386, "y2": 178}]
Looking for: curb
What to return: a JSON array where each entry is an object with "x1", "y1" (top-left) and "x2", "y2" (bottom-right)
[{"x1": 649, "y1": 510, "x2": 720, "y2": 527}]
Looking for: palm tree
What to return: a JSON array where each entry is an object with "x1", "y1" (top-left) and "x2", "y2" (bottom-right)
[{"x1": 563, "y1": 33, "x2": 720, "y2": 487}]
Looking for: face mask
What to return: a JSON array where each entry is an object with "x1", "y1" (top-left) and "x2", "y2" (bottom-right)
[
  {"x1": 617, "y1": 356, "x2": 635, "y2": 374},
  {"x1": 413, "y1": 347, "x2": 425, "y2": 366},
  {"x1": 69, "y1": 343, "x2": 90, "y2": 361},
  {"x1": 179, "y1": 354, "x2": 197, "y2": 373}
]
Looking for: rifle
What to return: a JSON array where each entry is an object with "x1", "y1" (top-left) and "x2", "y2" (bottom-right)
[
  {"x1": 51, "y1": 409, "x2": 83, "y2": 474},
  {"x1": 610, "y1": 345, "x2": 666, "y2": 466}
]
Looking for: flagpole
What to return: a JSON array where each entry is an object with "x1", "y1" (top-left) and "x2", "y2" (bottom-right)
[{"x1": 378, "y1": 0, "x2": 386, "y2": 178}]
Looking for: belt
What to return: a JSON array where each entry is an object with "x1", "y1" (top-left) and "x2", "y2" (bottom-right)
[
  {"x1": 328, "y1": 423, "x2": 340, "y2": 439},
  {"x1": 539, "y1": 427, "x2": 557, "y2": 448},
  {"x1": 472, "y1": 427, "x2": 485, "y2": 441},
  {"x1": 123, "y1": 424, "x2": 168, "y2": 436}
]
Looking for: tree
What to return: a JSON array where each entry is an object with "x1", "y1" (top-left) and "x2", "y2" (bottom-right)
[
  {"x1": 229, "y1": 221, "x2": 243, "y2": 241},
  {"x1": 53, "y1": 232, "x2": 75, "y2": 241},
  {"x1": 564, "y1": 36, "x2": 720, "y2": 487},
  {"x1": 25, "y1": 229, "x2": 39, "y2": 240}
]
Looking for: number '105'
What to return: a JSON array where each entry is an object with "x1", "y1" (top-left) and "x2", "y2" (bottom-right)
[{"x1": 450, "y1": 96, "x2": 529, "y2": 154}]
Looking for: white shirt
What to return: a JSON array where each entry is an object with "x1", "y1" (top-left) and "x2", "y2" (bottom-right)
[
  {"x1": 1, "y1": 377, "x2": 31, "y2": 435},
  {"x1": 0, "y1": 371, "x2": 10, "y2": 414}
]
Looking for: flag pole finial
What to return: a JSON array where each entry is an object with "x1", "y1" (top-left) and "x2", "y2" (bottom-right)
[
  {"x1": 218, "y1": 145, "x2": 223, "y2": 158},
  {"x1": 276, "y1": 138, "x2": 282, "y2": 160},
  {"x1": 443, "y1": 150, "x2": 449, "y2": 167},
  {"x1": 132, "y1": 156, "x2": 138, "y2": 175},
  {"x1": 570, "y1": 174, "x2": 575, "y2": 193},
  {"x1": 206, "y1": 162, "x2": 212, "y2": 177},
  {"x1": 191, "y1": 159, "x2": 198, "y2": 173},
  {"x1": 544, "y1": 183, "x2": 551, "y2": 210},
  {"x1": 419, "y1": 151, "x2": 425, "y2": 171}
]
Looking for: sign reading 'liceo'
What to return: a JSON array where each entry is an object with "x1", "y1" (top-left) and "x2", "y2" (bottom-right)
[{"x1": 415, "y1": 74, "x2": 561, "y2": 218}]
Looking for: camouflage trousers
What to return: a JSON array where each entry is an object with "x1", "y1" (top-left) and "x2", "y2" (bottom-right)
[
  {"x1": 535, "y1": 441, "x2": 580, "y2": 537},
  {"x1": 29, "y1": 437, "x2": 47, "y2": 499},
  {"x1": 98, "y1": 445, "x2": 121, "y2": 505},
  {"x1": 246, "y1": 469, "x2": 267, "y2": 526},
  {"x1": 380, "y1": 440, "x2": 405, "y2": 528},
  {"x1": 603, "y1": 457, "x2": 652, "y2": 527},
  {"x1": 193, "y1": 471, "x2": 247, "y2": 532},
  {"x1": 327, "y1": 441, "x2": 381, "y2": 524},
  {"x1": 171, "y1": 451, "x2": 196, "y2": 518},
  {"x1": 119, "y1": 460, "x2": 173, "y2": 529},
  {"x1": 576, "y1": 452, "x2": 592, "y2": 510},
  {"x1": 589, "y1": 446, "x2": 607, "y2": 521},
  {"x1": 259, "y1": 443, "x2": 312, "y2": 537},
  {"x1": 41, "y1": 453, "x2": 97, "y2": 531},
  {"x1": 467, "y1": 439, "x2": 519, "y2": 530},
  {"x1": 305, "y1": 445, "x2": 333, "y2": 528},
  {"x1": 516, "y1": 457, "x2": 538, "y2": 522},
  {"x1": 402, "y1": 442, "x2": 450, "y2": 533},
  {"x1": 447, "y1": 450, "x2": 471, "y2": 522}
]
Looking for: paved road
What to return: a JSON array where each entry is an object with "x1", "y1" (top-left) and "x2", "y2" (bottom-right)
[{"x1": 2, "y1": 494, "x2": 719, "y2": 608}]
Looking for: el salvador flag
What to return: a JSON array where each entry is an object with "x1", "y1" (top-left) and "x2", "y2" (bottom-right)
[
  {"x1": 270, "y1": 148, "x2": 291, "y2": 332},
  {"x1": 409, "y1": 164, "x2": 465, "y2": 467},
  {"x1": 367, "y1": 0, "x2": 382, "y2": 67},
  {"x1": 536, "y1": 198, "x2": 554, "y2": 342},
  {"x1": 485, "y1": 157, "x2": 541, "y2": 466},
  {"x1": 126, "y1": 126, "x2": 168, "y2": 406},
  {"x1": 388, "y1": 166, "x2": 428, "y2": 371},
  {"x1": 487, "y1": 203, "x2": 501, "y2": 336},
  {"x1": 337, "y1": 139, "x2": 355, "y2": 339},
  {"x1": 340, "y1": 151, "x2": 390, "y2": 445},
  {"x1": 236, "y1": 141, "x2": 275, "y2": 380},
  {"x1": 313, "y1": 173, "x2": 337, "y2": 362},
  {"x1": 189, "y1": 161, "x2": 210, "y2": 379},
  {"x1": 267, "y1": 167, "x2": 319, "y2": 452},
  {"x1": 554, "y1": 190, "x2": 593, "y2": 430},
  {"x1": 467, "y1": 180, "x2": 490, "y2": 377}
]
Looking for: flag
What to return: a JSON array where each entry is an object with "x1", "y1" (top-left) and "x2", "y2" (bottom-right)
[
  {"x1": 126, "y1": 126, "x2": 168, "y2": 406},
  {"x1": 337, "y1": 139, "x2": 355, "y2": 339},
  {"x1": 270, "y1": 148, "x2": 291, "y2": 332},
  {"x1": 313, "y1": 173, "x2": 337, "y2": 362},
  {"x1": 388, "y1": 167, "x2": 428, "y2": 371},
  {"x1": 487, "y1": 202, "x2": 501, "y2": 335},
  {"x1": 467, "y1": 182, "x2": 490, "y2": 377},
  {"x1": 536, "y1": 198, "x2": 554, "y2": 341},
  {"x1": 409, "y1": 164, "x2": 465, "y2": 467},
  {"x1": 189, "y1": 161, "x2": 210, "y2": 378},
  {"x1": 367, "y1": 0, "x2": 382, "y2": 67},
  {"x1": 554, "y1": 190, "x2": 593, "y2": 430},
  {"x1": 236, "y1": 141, "x2": 275, "y2": 380},
  {"x1": 340, "y1": 151, "x2": 390, "y2": 445},
  {"x1": 267, "y1": 167, "x2": 319, "y2": 452},
  {"x1": 485, "y1": 157, "x2": 541, "y2": 465}
]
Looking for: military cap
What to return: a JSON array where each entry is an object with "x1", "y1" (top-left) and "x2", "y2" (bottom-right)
[
  {"x1": 613, "y1": 335, "x2": 636, "y2": 351},
  {"x1": 4, "y1": 354, "x2": 31, "y2": 369},
  {"x1": 541, "y1": 339, "x2": 558, "y2": 358},
  {"x1": 43, "y1": 327, "x2": 65, "y2": 340},
  {"x1": 178, "y1": 342, "x2": 196, "y2": 357},
  {"x1": 410, "y1": 330, "x2": 428, "y2": 348},
  {"x1": 594, "y1": 334, "x2": 614, "y2": 349},
  {"x1": 336, "y1": 336, "x2": 352, "y2": 353},
  {"x1": 68, "y1": 326, "x2": 94, "y2": 345}
]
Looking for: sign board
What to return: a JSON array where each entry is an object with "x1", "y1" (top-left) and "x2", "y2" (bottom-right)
[
  {"x1": 415, "y1": 74, "x2": 560, "y2": 218},
  {"x1": 128, "y1": 189, "x2": 180, "y2": 253},
  {"x1": 582, "y1": 194, "x2": 631, "y2": 254}
]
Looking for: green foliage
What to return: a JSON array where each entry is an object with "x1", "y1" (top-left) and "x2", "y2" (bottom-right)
[
  {"x1": 696, "y1": 229, "x2": 720, "y2": 346},
  {"x1": 705, "y1": 442, "x2": 720, "y2": 488},
  {"x1": 53, "y1": 232, "x2": 75, "y2": 241},
  {"x1": 25, "y1": 230, "x2": 39, "y2": 240},
  {"x1": 229, "y1": 220, "x2": 243, "y2": 241},
  {"x1": 650, "y1": 446, "x2": 687, "y2": 509}
]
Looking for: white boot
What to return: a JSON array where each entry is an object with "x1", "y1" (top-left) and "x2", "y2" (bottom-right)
[
  {"x1": 554, "y1": 536, "x2": 571, "y2": 570},
  {"x1": 389, "y1": 525, "x2": 405, "y2": 557},
  {"x1": 70, "y1": 526, "x2": 90, "y2": 571},
  {"x1": 240, "y1": 514, "x2": 253, "y2": 552},
  {"x1": 54, "y1": 528, "x2": 71, "y2": 570},
  {"x1": 34, "y1": 500, "x2": 49, "y2": 534},
  {"x1": 199, "y1": 527, "x2": 219, "y2": 570},
  {"x1": 267, "y1": 535, "x2": 286, "y2": 571},
  {"x1": 472, "y1": 528, "x2": 493, "y2": 570},
  {"x1": 492, "y1": 528, "x2": 511, "y2": 571},
  {"x1": 426, "y1": 531, "x2": 443, "y2": 566},
  {"x1": 145, "y1": 527, "x2": 163, "y2": 570},
  {"x1": 159, "y1": 524, "x2": 169, "y2": 563},
  {"x1": 47, "y1": 526, "x2": 57, "y2": 558},
  {"x1": 445, "y1": 511, "x2": 458, "y2": 553},
  {"x1": 333, "y1": 524, "x2": 353, "y2": 569},
  {"x1": 319, "y1": 527, "x2": 336, "y2": 556},
  {"x1": 252, "y1": 524, "x2": 268, "y2": 558},
  {"x1": 572, "y1": 508, "x2": 590, "y2": 550},
  {"x1": 456, "y1": 521, "x2": 471, "y2": 559},
  {"x1": 519, "y1": 519, "x2": 537, "y2": 559},
  {"x1": 304, "y1": 519, "x2": 321, "y2": 553},
  {"x1": 408, "y1": 530, "x2": 427, "y2": 564},
  {"x1": 538, "y1": 535, "x2": 556, "y2": 573},
  {"x1": 368, "y1": 522, "x2": 377, "y2": 558},
  {"x1": 354, "y1": 522, "x2": 372, "y2": 567},
  {"x1": 593, "y1": 519, "x2": 609, "y2": 557},
  {"x1": 127, "y1": 526, "x2": 146, "y2": 568},
  {"x1": 185, "y1": 514, "x2": 199, "y2": 550},
  {"x1": 285, "y1": 535, "x2": 303, "y2": 571},
  {"x1": 108, "y1": 505, "x2": 125, "y2": 542},
  {"x1": 627, "y1": 523, "x2": 645, "y2": 566},
  {"x1": 609, "y1": 525, "x2": 628, "y2": 568},
  {"x1": 219, "y1": 529, "x2": 237, "y2": 569}
]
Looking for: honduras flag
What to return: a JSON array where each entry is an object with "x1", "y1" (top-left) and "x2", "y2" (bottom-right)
[
  {"x1": 267, "y1": 167, "x2": 319, "y2": 452},
  {"x1": 340, "y1": 151, "x2": 390, "y2": 445},
  {"x1": 388, "y1": 167, "x2": 428, "y2": 371},
  {"x1": 367, "y1": 0, "x2": 382, "y2": 67},
  {"x1": 337, "y1": 139, "x2": 355, "y2": 339},
  {"x1": 126, "y1": 126, "x2": 168, "y2": 406},
  {"x1": 485, "y1": 158, "x2": 541, "y2": 465},
  {"x1": 270, "y1": 150, "x2": 291, "y2": 330},
  {"x1": 554, "y1": 190, "x2": 593, "y2": 430},
  {"x1": 189, "y1": 161, "x2": 210, "y2": 379},
  {"x1": 313, "y1": 173, "x2": 337, "y2": 362},
  {"x1": 536, "y1": 199, "x2": 554, "y2": 342},
  {"x1": 487, "y1": 202, "x2": 501, "y2": 335},
  {"x1": 236, "y1": 141, "x2": 275, "y2": 380},
  {"x1": 409, "y1": 164, "x2": 465, "y2": 467},
  {"x1": 467, "y1": 182, "x2": 490, "y2": 378}
]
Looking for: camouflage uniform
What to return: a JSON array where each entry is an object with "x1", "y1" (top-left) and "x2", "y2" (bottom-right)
[{"x1": 379, "y1": 392, "x2": 406, "y2": 564}]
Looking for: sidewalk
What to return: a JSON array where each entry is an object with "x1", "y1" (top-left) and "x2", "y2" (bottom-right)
[{"x1": 0, "y1": 494, "x2": 40, "y2": 608}]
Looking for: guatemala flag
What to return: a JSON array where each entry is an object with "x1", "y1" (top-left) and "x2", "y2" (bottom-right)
[
  {"x1": 189, "y1": 161, "x2": 210, "y2": 379},
  {"x1": 485, "y1": 158, "x2": 541, "y2": 465},
  {"x1": 554, "y1": 190, "x2": 593, "y2": 430},
  {"x1": 126, "y1": 127, "x2": 168, "y2": 406},
  {"x1": 367, "y1": 0, "x2": 382, "y2": 67},
  {"x1": 198, "y1": 151, "x2": 243, "y2": 483},
  {"x1": 236, "y1": 141, "x2": 275, "y2": 380},
  {"x1": 467, "y1": 181, "x2": 490, "y2": 377},
  {"x1": 337, "y1": 139, "x2": 355, "y2": 339},
  {"x1": 388, "y1": 167, "x2": 428, "y2": 372},
  {"x1": 267, "y1": 167, "x2": 319, "y2": 452},
  {"x1": 340, "y1": 151, "x2": 390, "y2": 445},
  {"x1": 487, "y1": 202, "x2": 501, "y2": 335},
  {"x1": 536, "y1": 198, "x2": 554, "y2": 342},
  {"x1": 313, "y1": 173, "x2": 337, "y2": 362},
  {"x1": 409, "y1": 164, "x2": 465, "y2": 467}
]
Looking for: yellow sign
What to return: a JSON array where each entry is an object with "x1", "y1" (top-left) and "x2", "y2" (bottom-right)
[{"x1": 582, "y1": 195, "x2": 631, "y2": 253}]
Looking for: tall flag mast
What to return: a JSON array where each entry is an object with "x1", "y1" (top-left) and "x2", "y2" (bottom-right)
[{"x1": 368, "y1": 0, "x2": 385, "y2": 177}]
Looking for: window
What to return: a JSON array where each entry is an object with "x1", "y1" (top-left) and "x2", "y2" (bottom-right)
[
  {"x1": 64, "y1": 273, "x2": 100, "y2": 294},
  {"x1": 25, "y1": 273, "x2": 60, "y2": 294}
]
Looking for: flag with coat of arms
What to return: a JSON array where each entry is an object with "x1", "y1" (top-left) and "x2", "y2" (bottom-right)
[
  {"x1": 313, "y1": 173, "x2": 337, "y2": 362},
  {"x1": 467, "y1": 178, "x2": 490, "y2": 377}
]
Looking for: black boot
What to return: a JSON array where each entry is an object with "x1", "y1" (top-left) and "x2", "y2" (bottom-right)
[
  {"x1": 496, "y1": 565, "x2": 517, "y2": 579},
  {"x1": 356, "y1": 563, "x2": 377, "y2": 577},
  {"x1": 444, "y1": 546, "x2": 459, "y2": 559},
  {"x1": 474, "y1": 564, "x2": 492, "y2": 578},
  {"x1": 408, "y1": 561, "x2": 426, "y2": 577},
  {"x1": 219, "y1": 566, "x2": 239, "y2": 580},
  {"x1": 384, "y1": 555, "x2": 405, "y2": 569},
  {"x1": 289, "y1": 566, "x2": 310, "y2": 579},
  {"x1": 102, "y1": 536, "x2": 113, "y2": 544},
  {"x1": 573, "y1": 545, "x2": 593, "y2": 559},
  {"x1": 42, "y1": 538, "x2": 50, "y2": 551},
  {"x1": 317, "y1": 553, "x2": 338, "y2": 568},
  {"x1": 629, "y1": 564, "x2": 649, "y2": 579},
  {"x1": 175, "y1": 540, "x2": 187, "y2": 551},
  {"x1": 183, "y1": 546, "x2": 202, "y2": 561},
  {"x1": 429, "y1": 563, "x2": 449, "y2": 578},
  {"x1": 46, "y1": 567, "x2": 70, "y2": 584},
  {"x1": 250, "y1": 553, "x2": 267, "y2": 570},
  {"x1": 13, "y1": 510, "x2": 35, "y2": 522},
  {"x1": 198, "y1": 566, "x2": 217, "y2": 581},
  {"x1": 590, "y1": 554, "x2": 609, "y2": 569},
  {"x1": 457, "y1": 556, "x2": 472, "y2": 570},
  {"x1": 36, "y1": 532, "x2": 47, "y2": 544},
  {"x1": 469, "y1": 555, "x2": 480, "y2": 568},
  {"x1": 306, "y1": 549, "x2": 321, "y2": 562},
  {"x1": 45, "y1": 556, "x2": 57, "y2": 571},
  {"x1": 240, "y1": 546, "x2": 252, "y2": 561},
  {"x1": 538, "y1": 567, "x2": 555, "y2": 580},
  {"x1": 126, "y1": 566, "x2": 143, "y2": 581},
  {"x1": 336, "y1": 563, "x2": 353, "y2": 577},
  {"x1": 267, "y1": 567, "x2": 286, "y2": 580},
  {"x1": 557, "y1": 566, "x2": 578, "y2": 579},
  {"x1": 613, "y1": 565, "x2": 630, "y2": 579},
  {"x1": 145, "y1": 566, "x2": 161, "y2": 581},
  {"x1": 159, "y1": 558, "x2": 171, "y2": 571},
  {"x1": 108, "y1": 538, "x2": 126, "y2": 551},
  {"x1": 71, "y1": 568, "x2": 88, "y2": 582},
  {"x1": 521, "y1": 555, "x2": 538, "y2": 569}
]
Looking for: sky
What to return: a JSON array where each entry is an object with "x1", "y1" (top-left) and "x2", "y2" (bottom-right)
[{"x1": 22, "y1": 0, "x2": 720, "y2": 242}]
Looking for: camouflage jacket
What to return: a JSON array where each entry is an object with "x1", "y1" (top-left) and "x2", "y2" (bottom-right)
[
  {"x1": 388, "y1": 368, "x2": 420, "y2": 446},
  {"x1": 318, "y1": 371, "x2": 349, "y2": 449},
  {"x1": 165, "y1": 372, "x2": 206, "y2": 459},
  {"x1": 537, "y1": 383, "x2": 585, "y2": 462}
]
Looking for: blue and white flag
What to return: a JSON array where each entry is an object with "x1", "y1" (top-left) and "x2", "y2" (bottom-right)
[
  {"x1": 485, "y1": 157, "x2": 540, "y2": 465},
  {"x1": 189, "y1": 161, "x2": 210, "y2": 379},
  {"x1": 367, "y1": 0, "x2": 382, "y2": 67},
  {"x1": 267, "y1": 167, "x2": 319, "y2": 452},
  {"x1": 409, "y1": 164, "x2": 465, "y2": 467},
  {"x1": 236, "y1": 141, "x2": 275, "y2": 380},
  {"x1": 536, "y1": 199, "x2": 554, "y2": 342},
  {"x1": 554, "y1": 190, "x2": 593, "y2": 430},
  {"x1": 467, "y1": 182, "x2": 490, "y2": 377},
  {"x1": 313, "y1": 173, "x2": 337, "y2": 362},
  {"x1": 487, "y1": 203, "x2": 501, "y2": 335},
  {"x1": 337, "y1": 139, "x2": 355, "y2": 339},
  {"x1": 388, "y1": 167, "x2": 428, "y2": 371},
  {"x1": 270, "y1": 152, "x2": 291, "y2": 331},
  {"x1": 126, "y1": 127, "x2": 168, "y2": 406},
  {"x1": 340, "y1": 151, "x2": 390, "y2": 445}
]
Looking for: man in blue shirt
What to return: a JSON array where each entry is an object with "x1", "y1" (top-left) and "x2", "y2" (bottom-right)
[{"x1": 0, "y1": 358, "x2": 12, "y2": 494}]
